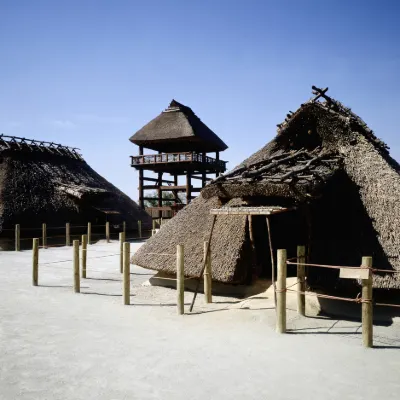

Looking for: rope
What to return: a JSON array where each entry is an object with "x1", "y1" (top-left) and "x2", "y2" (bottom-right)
[
  {"x1": 285, "y1": 288, "x2": 365, "y2": 303},
  {"x1": 375, "y1": 302, "x2": 400, "y2": 308},
  {"x1": 142, "y1": 252, "x2": 175, "y2": 256}
]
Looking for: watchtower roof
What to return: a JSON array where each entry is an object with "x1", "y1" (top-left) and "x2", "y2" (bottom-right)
[{"x1": 130, "y1": 100, "x2": 228, "y2": 153}]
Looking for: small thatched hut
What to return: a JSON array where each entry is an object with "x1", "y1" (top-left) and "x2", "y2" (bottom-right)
[
  {"x1": 0, "y1": 135, "x2": 151, "y2": 235},
  {"x1": 133, "y1": 87, "x2": 400, "y2": 290}
]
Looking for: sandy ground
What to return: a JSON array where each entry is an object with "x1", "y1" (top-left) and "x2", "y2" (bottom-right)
[{"x1": 1, "y1": 240, "x2": 400, "y2": 400}]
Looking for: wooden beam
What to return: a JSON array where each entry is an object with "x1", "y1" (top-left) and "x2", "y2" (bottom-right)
[
  {"x1": 142, "y1": 177, "x2": 174, "y2": 184},
  {"x1": 191, "y1": 175, "x2": 212, "y2": 181}
]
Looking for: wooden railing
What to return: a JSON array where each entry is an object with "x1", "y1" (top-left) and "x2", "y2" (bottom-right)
[{"x1": 131, "y1": 152, "x2": 227, "y2": 169}]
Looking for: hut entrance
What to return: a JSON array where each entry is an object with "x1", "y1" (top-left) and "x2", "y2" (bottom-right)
[{"x1": 211, "y1": 205, "x2": 295, "y2": 283}]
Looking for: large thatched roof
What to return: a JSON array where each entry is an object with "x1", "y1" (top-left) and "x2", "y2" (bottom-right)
[
  {"x1": 133, "y1": 87, "x2": 400, "y2": 289},
  {"x1": 130, "y1": 100, "x2": 228, "y2": 153},
  {"x1": 0, "y1": 135, "x2": 151, "y2": 231}
]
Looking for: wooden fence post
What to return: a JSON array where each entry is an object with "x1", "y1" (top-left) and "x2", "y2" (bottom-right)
[
  {"x1": 15, "y1": 224, "x2": 20, "y2": 252},
  {"x1": 362, "y1": 256, "x2": 373, "y2": 348},
  {"x1": 81, "y1": 234, "x2": 87, "y2": 278},
  {"x1": 106, "y1": 221, "x2": 110, "y2": 243},
  {"x1": 119, "y1": 232, "x2": 126, "y2": 274},
  {"x1": 152, "y1": 219, "x2": 156, "y2": 230},
  {"x1": 42, "y1": 223, "x2": 47, "y2": 249},
  {"x1": 87, "y1": 222, "x2": 91, "y2": 245},
  {"x1": 177, "y1": 244, "x2": 184, "y2": 315},
  {"x1": 297, "y1": 245, "x2": 306, "y2": 316},
  {"x1": 276, "y1": 249, "x2": 287, "y2": 333},
  {"x1": 123, "y1": 242, "x2": 130, "y2": 305},
  {"x1": 32, "y1": 238, "x2": 39, "y2": 286},
  {"x1": 73, "y1": 240, "x2": 80, "y2": 293},
  {"x1": 66, "y1": 223, "x2": 70, "y2": 246},
  {"x1": 138, "y1": 220, "x2": 142, "y2": 238},
  {"x1": 203, "y1": 241, "x2": 212, "y2": 303}
]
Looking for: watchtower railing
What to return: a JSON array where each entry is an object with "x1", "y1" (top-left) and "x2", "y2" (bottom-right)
[{"x1": 131, "y1": 151, "x2": 227, "y2": 170}]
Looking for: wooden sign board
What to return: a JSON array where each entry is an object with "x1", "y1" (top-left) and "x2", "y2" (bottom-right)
[{"x1": 340, "y1": 268, "x2": 370, "y2": 280}]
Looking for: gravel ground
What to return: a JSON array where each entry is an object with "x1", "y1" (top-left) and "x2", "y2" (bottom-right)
[{"x1": 1, "y1": 240, "x2": 400, "y2": 400}]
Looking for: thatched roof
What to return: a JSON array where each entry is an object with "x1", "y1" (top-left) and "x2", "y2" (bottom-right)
[
  {"x1": 130, "y1": 100, "x2": 228, "y2": 153},
  {"x1": 0, "y1": 135, "x2": 151, "y2": 231},
  {"x1": 133, "y1": 87, "x2": 400, "y2": 289}
]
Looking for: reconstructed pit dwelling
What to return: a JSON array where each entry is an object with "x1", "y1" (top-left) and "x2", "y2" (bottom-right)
[
  {"x1": 134, "y1": 87, "x2": 400, "y2": 292},
  {"x1": 0, "y1": 135, "x2": 151, "y2": 247}
]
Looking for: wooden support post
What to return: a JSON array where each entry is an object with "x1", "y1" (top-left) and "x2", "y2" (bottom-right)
[
  {"x1": 66, "y1": 223, "x2": 71, "y2": 246},
  {"x1": 73, "y1": 240, "x2": 80, "y2": 293},
  {"x1": 42, "y1": 223, "x2": 47, "y2": 249},
  {"x1": 15, "y1": 224, "x2": 20, "y2": 252},
  {"x1": 173, "y1": 174, "x2": 179, "y2": 205},
  {"x1": 215, "y1": 151, "x2": 220, "y2": 177},
  {"x1": 119, "y1": 232, "x2": 125, "y2": 274},
  {"x1": 203, "y1": 241, "x2": 212, "y2": 303},
  {"x1": 276, "y1": 249, "x2": 287, "y2": 333},
  {"x1": 157, "y1": 171, "x2": 163, "y2": 220},
  {"x1": 177, "y1": 244, "x2": 184, "y2": 315},
  {"x1": 123, "y1": 242, "x2": 130, "y2": 305},
  {"x1": 297, "y1": 245, "x2": 306, "y2": 316},
  {"x1": 186, "y1": 173, "x2": 191, "y2": 204},
  {"x1": 87, "y1": 222, "x2": 91, "y2": 245},
  {"x1": 138, "y1": 220, "x2": 142, "y2": 238},
  {"x1": 361, "y1": 256, "x2": 373, "y2": 348},
  {"x1": 32, "y1": 238, "x2": 39, "y2": 286},
  {"x1": 138, "y1": 146, "x2": 144, "y2": 209},
  {"x1": 123, "y1": 221, "x2": 126, "y2": 234},
  {"x1": 152, "y1": 219, "x2": 156, "y2": 230},
  {"x1": 106, "y1": 221, "x2": 110, "y2": 243},
  {"x1": 81, "y1": 234, "x2": 87, "y2": 279}
]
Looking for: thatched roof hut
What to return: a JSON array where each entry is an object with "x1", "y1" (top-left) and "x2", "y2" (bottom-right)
[
  {"x1": 130, "y1": 99, "x2": 228, "y2": 153},
  {"x1": 0, "y1": 135, "x2": 151, "y2": 233},
  {"x1": 132, "y1": 87, "x2": 400, "y2": 290}
]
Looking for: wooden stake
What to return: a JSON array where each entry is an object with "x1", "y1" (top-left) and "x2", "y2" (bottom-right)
[
  {"x1": 138, "y1": 220, "x2": 142, "y2": 238},
  {"x1": 123, "y1": 242, "x2": 130, "y2": 305},
  {"x1": 73, "y1": 240, "x2": 80, "y2": 293},
  {"x1": 177, "y1": 244, "x2": 184, "y2": 315},
  {"x1": 87, "y1": 222, "x2": 91, "y2": 245},
  {"x1": 66, "y1": 223, "x2": 70, "y2": 246},
  {"x1": 42, "y1": 223, "x2": 47, "y2": 249},
  {"x1": 81, "y1": 234, "x2": 87, "y2": 278},
  {"x1": 361, "y1": 256, "x2": 373, "y2": 348},
  {"x1": 297, "y1": 245, "x2": 306, "y2": 316},
  {"x1": 119, "y1": 232, "x2": 126, "y2": 274},
  {"x1": 106, "y1": 221, "x2": 110, "y2": 243},
  {"x1": 276, "y1": 249, "x2": 287, "y2": 333},
  {"x1": 15, "y1": 224, "x2": 20, "y2": 252},
  {"x1": 203, "y1": 241, "x2": 212, "y2": 303},
  {"x1": 32, "y1": 238, "x2": 39, "y2": 286}
]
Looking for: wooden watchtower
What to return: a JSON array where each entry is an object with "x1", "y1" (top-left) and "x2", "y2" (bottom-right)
[{"x1": 130, "y1": 100, "x2": 228, "y2": 218}]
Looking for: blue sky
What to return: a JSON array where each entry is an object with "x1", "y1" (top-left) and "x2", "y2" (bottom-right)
[{"x1": 1, "y1": 0, "x2": 400, "y2": 200}]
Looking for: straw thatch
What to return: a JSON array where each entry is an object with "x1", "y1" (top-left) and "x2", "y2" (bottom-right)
[
  {"x1": 0, "y1": 136, "x2": 151, "y2": 232},
  {"x1": 133, "y1": 88, "x2": 400, "y2": 289},
  {"x1": 130, "y1": 100, "x2": 228, "y2": 153}
]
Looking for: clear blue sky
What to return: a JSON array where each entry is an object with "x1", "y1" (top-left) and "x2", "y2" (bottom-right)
[{"x1": 1, "y1": 0, "x2": 400, "y2": 201}]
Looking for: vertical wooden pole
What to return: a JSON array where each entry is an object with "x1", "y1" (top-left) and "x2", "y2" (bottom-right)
[
  {"x1": 123, "y1": 221, "x2": 126, "y2": 234},
  {"x1": 32, "y1": 238, "x2": 39, "y2": 286},
  {"x1": 123, "y1": 242, "x2": 130, "y2": 305},
  {"x1": 173, "y1": 174, "x2": 179, "y2": 205},
  {"x1": 186, "y1": 173, "x2": 191, "y2": 205},
  {"x1": 138, "y1": 220, "x2": 142, "y2": 238},
  {"x1": 81, "y1": 234, "x2": 87, "y2": 279},
  {"x1": 157, "y1": 170, "x2": 163, "y2": 221},
  {"x1": 297, "y1": 245, "x2": 306, "y2": 316},
  {"x1": 42, "y1": 223, "x2": 47, "y2": 249},
  {"x1": 276, "y1": 249, "x2": 287, "y2": 333},
  {"x1": 215, "y1": 151, "x2": 220, "y2": 177},
  {"x1": 362, "y1": 256, "x2": 373, "y2": 348},
  {"x1": 87, "y1": 222, "x2": 91, "y2": 245},
  {"x1": 119, "y1": 232, "x2": 125, "y2": 274},
  {"x1": 15, "y1": 224, "x2": 20, "y2": 252},
  {"x1": 73, "y1": 240, "x2": 80, "y2": 293},
  {"x1": 138, "y1": 146, "x2": 144, "y2": 209},
  {"x1": 177, "y1": 244, "x2": 184, "y2": 315},
  {"x1": 106, "y1": 221, "x2": 110, "y2": 243},
  {"x1": 203, "y1": 241, "x2": 212, "y2": 303},
  {"x1": 152, "y1": 219, "x2": 156, "y2": 230},
  {"x1": 66, "y1": 222, "x2": 70, "y2": 246}
]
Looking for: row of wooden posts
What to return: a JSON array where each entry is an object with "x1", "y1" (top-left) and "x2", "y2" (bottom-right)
[
  {"x1": 14, "y1": 221, "x2": 144, "y2": 251},
  {"x1": 276, "y1": 246, "x2": 374, "y2": 348},
  {"x1": 31, "y1": 234, "x2": 213, "y2": 314}
]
